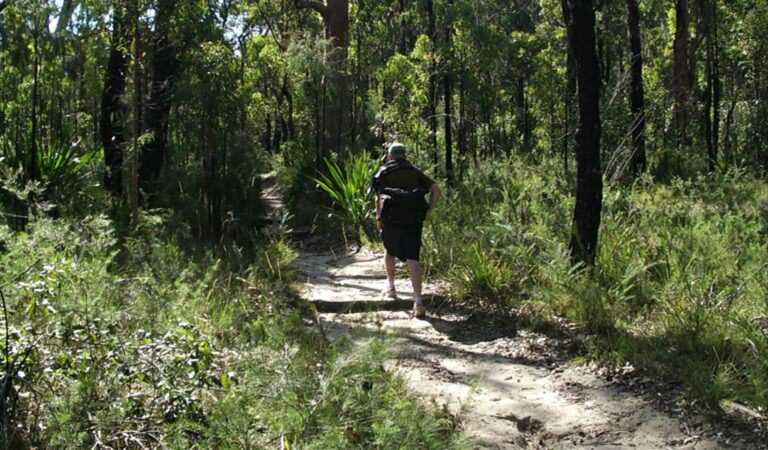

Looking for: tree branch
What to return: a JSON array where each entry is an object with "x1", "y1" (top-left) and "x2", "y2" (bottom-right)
[
  {"x1": 55, "y1": 0, "x2": 79, "y2": 34},
  {"x1": 294, "y1": 0, "x2": 327, "y2": 17}
]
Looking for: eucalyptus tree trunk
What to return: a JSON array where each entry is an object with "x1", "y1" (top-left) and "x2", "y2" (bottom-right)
[
  {"x1": 627, "y1": 0, "x2": 646, "y2": 176},
  {"x1": 295, "y1": 0, "x2": 350, "y2": 156},
  {"x1": 567, "y1": 0, "x2": 603, "y2": 266},
  {"x1": 100, "y1": 9, "x2": 128, "y2": 197}
]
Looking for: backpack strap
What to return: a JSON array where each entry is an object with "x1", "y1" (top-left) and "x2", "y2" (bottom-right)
[{"x1": 372, "y1": 159, "x2": 418, "y2": 193}]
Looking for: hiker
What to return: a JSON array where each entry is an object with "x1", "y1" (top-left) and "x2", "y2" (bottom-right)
[{"x1": 372, "y1": 142, "x2": 442, "y2": 318}]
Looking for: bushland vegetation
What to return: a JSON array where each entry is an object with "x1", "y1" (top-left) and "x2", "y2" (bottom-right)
[{"x1": 2, "y1": 0, "x2": 768, "y2": 446}]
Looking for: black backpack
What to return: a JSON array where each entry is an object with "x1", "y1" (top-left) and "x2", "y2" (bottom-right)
[{"x1": 378, "y1": 187, "x2": 429, "y2": 226}]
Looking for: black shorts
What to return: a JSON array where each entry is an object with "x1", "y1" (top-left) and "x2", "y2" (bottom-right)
[{"x1": 381, "y1": 223, "x2": 423, "y2": 261}]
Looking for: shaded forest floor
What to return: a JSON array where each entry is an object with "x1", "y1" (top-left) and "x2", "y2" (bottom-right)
[{"x1": 262, "y1": 174, "x2": 768, "y2": 449}]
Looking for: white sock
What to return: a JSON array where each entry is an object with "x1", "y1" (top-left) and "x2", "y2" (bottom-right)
[
  {"x1": 388, "y1": 280, "x2": 395, "y2": 290},
  {"x1": 414, "y1": 296, "x2": 423, "y2": 306}
]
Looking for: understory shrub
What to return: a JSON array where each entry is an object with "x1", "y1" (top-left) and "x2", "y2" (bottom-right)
[{"x1": 0, "y1": 215, "x2": 467, "y2": 449}]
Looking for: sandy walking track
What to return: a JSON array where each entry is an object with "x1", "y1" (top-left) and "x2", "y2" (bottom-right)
[
  {"x1": 297, "y1": 248, "x2": 763, "y2": 450},
  {"x1": 263, "y1": 172, "x2": 762, "y2": 449}
]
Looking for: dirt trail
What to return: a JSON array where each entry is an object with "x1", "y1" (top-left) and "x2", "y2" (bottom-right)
[
  {"x1": 263, "y1": 174, "x2": 760, "y2": 449},
  {"x1": 297, "y1": 247, "x2": 761, "y2": 450}
]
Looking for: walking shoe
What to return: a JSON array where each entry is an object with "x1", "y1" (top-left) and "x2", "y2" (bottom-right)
[
  {"x1": 382, "y1": 288, "x2": 398, "y2": 299},
  {"x1": 413, "y1": 304, "x2": 426, "y2": 319}
]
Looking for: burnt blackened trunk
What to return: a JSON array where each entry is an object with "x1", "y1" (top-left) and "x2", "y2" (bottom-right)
[
  {"x1": 140, "y1": 0, "x2": 178, "y2": 191},
  {"x1": 627, "y1": 0, "x2": 646, "y2": 175},
  {"x1": 567, "y1": 0, "x2": 603, "y2": 266},
  {"x1": 101, "y1": 12, "x2": 128, "y2": 197}
]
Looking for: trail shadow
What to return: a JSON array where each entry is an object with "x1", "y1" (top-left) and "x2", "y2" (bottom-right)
[
  {"x1": 328, "y1": 274, "x2": 382, "y2": 280},
  {"x1": 311, "y1": 294, "x2": 446, "y2": 313},
  {"x1": 425, "y1": 313, "x2": 518, "y2": 345},
  {"x1": 319, "y1": 315, "x2": 564, "y2": 371}
]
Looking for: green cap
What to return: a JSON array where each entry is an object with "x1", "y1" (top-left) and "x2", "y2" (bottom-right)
[{"x1": 388, "y1": 142, "x2": 407, "y2": 155}]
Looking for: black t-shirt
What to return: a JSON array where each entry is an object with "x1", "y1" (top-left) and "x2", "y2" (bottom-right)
[{"x1": 372, "y1": 159, "x2": 434, "y2": 192}]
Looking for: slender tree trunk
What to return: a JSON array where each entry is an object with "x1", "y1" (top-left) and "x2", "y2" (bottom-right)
[
  {"x1": 723, "y1": 75, "x2": 736, "y2": 166},
  {"x1": 351, "y1": 0, "x2": 360, "y2": 147},
  {"x1": 701, "y1": 0, "x2": 720, "y2": 173},
  {"x1": 239, "y1": 35, "x2": 248, "y2": 131},
  {"x1": 567, "y1": 0, "x2": 603, "y2": 266},
  {"x1": 458, "y1": 68, "x2": 466, "y2": 180},
  {"x1": 444, "y1": 72, "x2": 453, "y2": 184},
  {"x1": 444, "y1": 0, "x2": 454, "y2": 185},
  {"x1": 427, "y1": 0, "x2": 438, "y2": 166},
  {"x1": 314, "y1": 85, "x2": 322, "y2": 161},
  {"x1": 517, "y1": 75, "x2": 531, "y2": 151},
  {"x1": 704, "y1": 51, "x2": 714, "y2": 172},
  {"x1": 101, "y1": 10, "x2": 128, "y2": 197},
  {"x1": 140, "y1": 0, "x2": 178, "y2": 191},
  {"x1": 130, "y1": 0, "x2": 141, "y2": 228},
  {"x1": 561, "y1": 0, "x2": 576, "y2": 173},
  {"x1": 671, "y1": 0, "x2": 691, "y2": 147},
  {"x1": 30, "y1": 10, "x2": 40, "y2": 182},
  {"x1": 627, "y1": 0, "x2": 646, "y2": 175},
  {"x1": 711, "y1": 1, "x2": 721, "y2": 170},
  {"x1": 282, "y1": 75, "x2": 296, "y2": 139}
]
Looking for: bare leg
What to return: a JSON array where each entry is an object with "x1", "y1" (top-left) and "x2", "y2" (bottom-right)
[
  {"x1": 406, "y1": 259, "x2": 422, "y2": 298},
  {"x1": 384, "y1": 251, "x2": 396, "y2": 286}
]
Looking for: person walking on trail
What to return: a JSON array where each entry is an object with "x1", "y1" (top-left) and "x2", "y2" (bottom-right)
[{"x1": 372, "y1": 142, "x2": 442, "y2": 318}]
